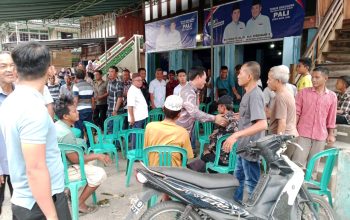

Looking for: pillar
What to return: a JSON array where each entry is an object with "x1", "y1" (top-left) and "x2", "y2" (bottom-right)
[{"x1": 282, "y1": 36, "x2": 301, "y2": 67}]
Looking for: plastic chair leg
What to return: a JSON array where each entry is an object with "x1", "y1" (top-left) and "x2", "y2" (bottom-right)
[
  {"x1": 70, "y1": 187, "x2": 79, "y2": 220},
  {"x1": 325, "y1": 191, "x2": 333, "y2": 207},
  {"x1": 92, "y1": 192, "x2": 97, "y2": 205},
  {"x1": 199, "y1": 141, "x2": 205, "y2": 157},
  {"x1": 125, "y1": 158, "x2": 135, "y2": 187},
  {"x1": 147, "y1": 195, "x2": 158, "y2": 208},
  {"x1": 113, "y1": 150, "x2": 119, "y2": 171}
]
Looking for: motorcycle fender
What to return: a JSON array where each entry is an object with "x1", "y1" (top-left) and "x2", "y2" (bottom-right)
[{"x1": 123, "y1": 188, "x2": 162, "y2": 220}]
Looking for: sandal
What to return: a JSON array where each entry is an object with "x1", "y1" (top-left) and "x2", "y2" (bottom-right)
[{"x1": 79, "y1": 205, "x2": 98, "y2": 215}]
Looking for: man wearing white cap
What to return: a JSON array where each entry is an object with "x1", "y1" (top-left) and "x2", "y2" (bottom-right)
[{"x1": 144, "y1": 95, "x2": 194, "y2": 167}]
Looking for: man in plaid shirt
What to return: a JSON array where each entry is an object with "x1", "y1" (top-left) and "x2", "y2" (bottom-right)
[{"x1": 336, "y1": 76, "x2": 350, "y2": 125}]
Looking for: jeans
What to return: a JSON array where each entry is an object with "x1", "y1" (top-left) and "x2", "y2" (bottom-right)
[
  {"x1": 93, "y1": 104, "x2": 108, "y2": 130},
  {"x1": 0, "y1": 175, "x2": 13, "y2": 215},
  {"x1": 234, "y1": 155, "x2": 260, "y2": 203},
  {"x1": 74, "y1": 108, "x2": 93, "y2": 138},
  {"x1": 190, "y1": 126, "x2": 196, "y2": 150},
  {"x1": 130, "y1": 119, "x2": 146, "y2": 150},
  {"x1": 12, "y1": 192, "x2": 71, "y2": 220}
]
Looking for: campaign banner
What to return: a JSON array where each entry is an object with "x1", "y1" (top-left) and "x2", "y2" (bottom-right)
[
  {"x1": 145, "y1": 12, "x2": 198, "y2": 52},
  {"x1": 203, "y1": 0, "x2": 305, "y2": 45}
]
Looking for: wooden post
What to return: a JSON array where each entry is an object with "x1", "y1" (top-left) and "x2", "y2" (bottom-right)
[{"x1": 334, "y1": 149, "x2": 350, "y2": 219}]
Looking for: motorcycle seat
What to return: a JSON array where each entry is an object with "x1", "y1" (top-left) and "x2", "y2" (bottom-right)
[{"x1": 150, "y1": 167, "x2": 239, "y2": 189}]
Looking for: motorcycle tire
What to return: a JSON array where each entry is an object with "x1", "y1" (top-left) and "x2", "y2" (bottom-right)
[
  {"x1": 300, "y1": 194, "x2": 335, "y2": 220},
  {"x1": 140, "y1": 201, "x2": 202, "y2": 220}
]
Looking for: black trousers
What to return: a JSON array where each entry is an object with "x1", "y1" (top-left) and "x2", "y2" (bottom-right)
[
  {"x1": 0, "y1": 175, "x2": 13, "y2": 215},
  {"x1": 93, "y1": 104, "x2": 108, "y2": 130},
  {"x1": 12, "y1": 192, "x2": 71, "y2": 220}
]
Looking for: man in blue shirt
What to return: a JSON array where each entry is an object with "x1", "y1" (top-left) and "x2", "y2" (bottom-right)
[
  {"x1": 0, "y1": 42, "x2": 70, "y2": 220},
  {"x1": 216, "y1": 65, "x2": 240, "y2": 101}
]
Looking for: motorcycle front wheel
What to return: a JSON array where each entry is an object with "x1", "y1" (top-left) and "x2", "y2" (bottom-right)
[
  {"x1": 140, "y1": 201, "x2": 202, "y2": 220},
  {"x1": 300, "y1": 194, "x2": 335, "y2": 220}
]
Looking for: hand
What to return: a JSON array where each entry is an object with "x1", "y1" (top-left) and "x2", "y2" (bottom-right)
[
  {"x1": 129, "y1": 118, "x2": 135, "y2": 127},
  {"x1": 327, "y1": 134, "x2": 335, "y2": 146},
  {"x1": 0, "y1": 175, "x2": 4, "y2": 186},
  {"x1": 151, "y1": 103, "x2": 156, "y2": 109},
  {"x1": 214, "y1": 114, "x2": 229, "y2": 127},
  {"x1": 98, "y1": 154, "x2": 112, "y2": 166},
  {"x1": 235, "y1": 94, "x2": 241, "y2": 100},
  {"x1": 223, "y1": 134, "x2": 238, "y2": 153},
  {"x1": 112, "y1": 111, "x2": 117, "y2": 116}
]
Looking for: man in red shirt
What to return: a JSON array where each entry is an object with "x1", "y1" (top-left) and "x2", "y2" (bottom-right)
[
  {"x1": 166, "y1": 70, "x2": 179, "y2": 97},
  {"x1": 292, "y1": 66, "x2": 337, "y2": 168}
]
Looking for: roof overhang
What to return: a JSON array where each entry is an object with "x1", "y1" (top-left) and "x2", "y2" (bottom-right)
[{"x1": 2, "y1": 37, "x2": 118, "y2": 50}]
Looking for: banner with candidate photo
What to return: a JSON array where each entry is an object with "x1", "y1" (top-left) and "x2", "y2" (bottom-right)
[
  {"x1": 203, "y1": 0, "x2": 305, "y2": 45},
  {"x1": 145, "y1": 12, "x2": 198, "y2": 52}
]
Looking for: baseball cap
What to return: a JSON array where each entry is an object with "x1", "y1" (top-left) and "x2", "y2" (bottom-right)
[
  {"x1": 217, "y1": 95, "x2": 233, "y2": 105},
  {"x1": 164, "y1": 95, "x2": 183, "y2": 111}
]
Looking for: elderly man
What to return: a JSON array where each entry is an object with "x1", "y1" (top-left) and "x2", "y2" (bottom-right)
[
  {"x1": 335, "y1": 75, "x2": 350, "y2": 125},
  {"x1": 0, "y1": 51, "x2": 16, "y2": 215}
]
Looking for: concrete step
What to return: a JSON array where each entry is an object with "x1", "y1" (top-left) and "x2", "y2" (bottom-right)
[
  {"x1": 335, "y1": 125, "x2": 350, "y2": 144},
  {"x1": 335, "y1": 28, "x2": 350, "y2": 39},
  {"x1": 329, "y1": 39, "x2": 350, "y2": 48},
  {"x1": 343, "y1": 19, "x2": 350, "y2": 29}
]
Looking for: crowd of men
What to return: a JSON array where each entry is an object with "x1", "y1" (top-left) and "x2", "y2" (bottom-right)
[{"x1": 0, "y1": 40, "x2": 350, "y2": 219}]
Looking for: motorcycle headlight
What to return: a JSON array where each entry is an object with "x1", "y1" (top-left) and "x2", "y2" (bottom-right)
[{"x1": 136, "y1": 172, "x2": 148, "y2": 184}]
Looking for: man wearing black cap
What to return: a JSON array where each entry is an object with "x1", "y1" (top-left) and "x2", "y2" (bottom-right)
[
  {"x1": 296, "y1": 57, "x2": 312, "y2": 91},
  {"x1": 222, "y1": 3, "x2": 245, "y2": 44},
  {"x1": 335, "y1": 75, "x2": 350, "y2": 124},
  {"x1": 244, "y1": 0, "x2": 272, "y2": 39}
]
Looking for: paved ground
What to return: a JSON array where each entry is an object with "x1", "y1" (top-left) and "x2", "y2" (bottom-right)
[{"x1": 1, "y1": 153, "x2": 145, "y2": 220}]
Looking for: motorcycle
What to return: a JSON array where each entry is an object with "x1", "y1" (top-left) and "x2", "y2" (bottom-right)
[{"x1": 124, "y1": 134, "x2": 335, "y2": 220}]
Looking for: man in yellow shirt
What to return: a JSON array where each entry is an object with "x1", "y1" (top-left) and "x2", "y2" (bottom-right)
[
  {"x1": 144, "y1": 95, "x2": 194, "y2": 167},
  {"x1": 296, "y1": 58, "x2": 312, "y2": 91}
]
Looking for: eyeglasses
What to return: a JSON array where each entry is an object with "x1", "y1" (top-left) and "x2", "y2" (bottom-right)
[{"x1": 133, "y1": 79, "x2": 142, "y2": 82}]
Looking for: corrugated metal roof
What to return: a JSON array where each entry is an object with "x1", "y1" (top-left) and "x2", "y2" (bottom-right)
[{"x1": 0, "y1": 0, "x2": 141, "y2": 22}]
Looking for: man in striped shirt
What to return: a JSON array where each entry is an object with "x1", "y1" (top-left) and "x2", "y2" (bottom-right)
[{"x1": 73, "y1": 69, "x2": 95, "y2": 137}]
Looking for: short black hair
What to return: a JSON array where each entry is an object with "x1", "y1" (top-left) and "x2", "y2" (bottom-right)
[
  {"x1": 313, "y1": 66, "x2": 329, "y2": 77},
  {"x1": 189, "y1": 66, "x2": 206, "y2": 81},
  {"x1": 94, "y1": 70, "x2": 103, "y2": 75},
  {"x1": 11, "y1": 41, "x2": 50, "y2": 80},
  {"x1": 339, "y1": 75, "x2": 350, "y2": 87},
  {"x1": 76, "y1": 69, "x2": 85, "y2": 80},
  {"x1": 163, "y1": 107, "x2": 181, "y2": 119},
  {"x1": 138, "y1": 67, "x2": 146, "y2": 73},
  {"x1": 56, "y1": 95, "x2": 75, "y2": 120},
  {"x1": 109, "y1": 66, "x2": 118, "y2": 72},
  {"x1": 176, "y1": 69, "x2": 186, "y2": 75},
  {"x1": 220, "y1": 66, "x2": 228, "y2": 71},
  {"x1": 168, "y1": 70, "x2": 175, "y2": 75},
  {"x1": 299, "y1": 57, "x2": 312, "y2": 70},
  {"x1": 235, "y1": 64, "x2": 242, "y2": 72}
]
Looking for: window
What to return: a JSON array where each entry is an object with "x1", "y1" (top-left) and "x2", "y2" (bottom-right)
[
  {"x1": 9, "y1": 33, "x2": 17, "y2": 42},
  {"x1": 30, "y1": 34, "x2": 39, "y2": 40},
  {"x1": 170, "y1": 0, "x2": 176, "y2": 14},
  {"x1": 145, "y1": 1, "x2": 150, "y2": 21},
  {"x1": 40, "y1": 35, "x2": 49, "y2": 40},
  {"x1": 181, "y1": 0, "x2": 188, "y2": 11},
  {"x1": 61, "y1": 32, "x2": 73, "y2": 39},
  {"x1": 161, "y1": 0, "x2": 167, "y2": 17},
  {"x1": 20, "y1": 33, "x2": 29, "y2": 41},
  {"x1": 152, "y1": 1, "x2": 158, "y2": 19}
]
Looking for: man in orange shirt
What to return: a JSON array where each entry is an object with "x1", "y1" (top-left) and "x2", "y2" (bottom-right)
[{"x1": 144, "y1": 95, "x2": 194, "y2": 167}]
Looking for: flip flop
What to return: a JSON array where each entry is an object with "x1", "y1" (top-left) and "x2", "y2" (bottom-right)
[{"x1": 79, "y1": 205, "x2": 98, "y2": 216}]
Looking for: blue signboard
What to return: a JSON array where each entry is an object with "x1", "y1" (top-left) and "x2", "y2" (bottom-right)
[
  {"x1": 145, "y1": 12, "x2": 198, "y2": 52},
  {"x1": 203, "y1": 0, "x2": 305, "y2": 45}
]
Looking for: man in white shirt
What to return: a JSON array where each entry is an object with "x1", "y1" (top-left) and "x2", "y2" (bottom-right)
[
  {"x1": 149, "y1": 68, "x2": 166, "y2": 109},
  {"x1": 173, "y1": 69, "x2": 188, "y2": 96},
  {"x1": 127, "y1": 72, "x2": 149, "y2": 148},
  {"x1": 244, "y1": 0, "x2": 272, "y2": 40},
  {"x1": 155, "y1": 23, "x2": 167, "y2": 52},
  {"x1": 222, "y1": 3, "x2": 245, "y2": 44}
]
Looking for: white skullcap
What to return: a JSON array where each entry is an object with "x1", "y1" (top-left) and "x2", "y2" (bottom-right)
[{"x1": 164, "y1": 95, "x2": 183, "y2": 111}]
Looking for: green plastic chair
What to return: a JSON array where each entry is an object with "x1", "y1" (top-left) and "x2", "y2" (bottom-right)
[
  {"x1": 103, "y1": 115, "x2": 125, "y2": 158},
  {"x1": 83, "y1": 121, "x2": 119, "y2": 171},
  {"x1": 304, "y1": 148, "x2": 339, "y2": 207},
  {"x1": 199, "y1": 103, "x2": 206, "y2": 112},
  {"x1": 143, "y1": 145, "x2": 188, "y2": 207},
  {"x1": 205, "y1": 102, "x2": 212, "y2": 113},
  {"x1": 143, "y1": 145, "x2": 188, "y2": 167},
  {"x1": 58, "y1": 143, "x2": 97, "y2": 220},
  {"x1": 125, "y1": 128, "x2": 145, "y2": 187},
  {"x1": 198, "y1": 121, "x2": 214, "y2": 157},
  {"x1": 233, "y1": 104, "x2": 240, "y2": 113},
  {"x1": 146, "y1": 108, "x2": 164, "y2": 124},
  {"x1": 71, "y1": 127, "x2": 82, "y2": 138},
  {"x1": 206, "y1": 134, "x2": 237, "y2": 173}
]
